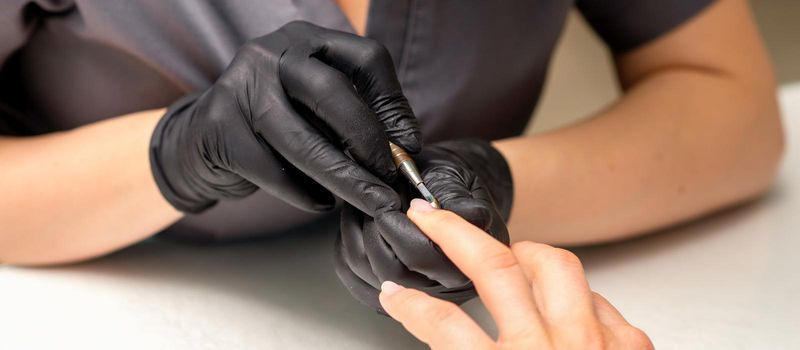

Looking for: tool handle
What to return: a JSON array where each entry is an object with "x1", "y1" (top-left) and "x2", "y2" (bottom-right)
[{"x1": 388, "y1": 142, "x2": 412, "y2": 168}]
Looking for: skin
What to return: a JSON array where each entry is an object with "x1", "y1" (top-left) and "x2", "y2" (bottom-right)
[
  {"x1": 335, "y1": 0, "x2": 369, "y2": 35},
  {"x1": 497, "y1": 0, "x2": 784, "y2": 245},
  {"x1": 380, "y1": 199, "x2": 653, "y2": 349},
  {"x1": 0, "y1": 0, "x2": 783, "y2": 264},
  {"x1": 0, "y1": 110, "x2": 180, "y2": 265}
]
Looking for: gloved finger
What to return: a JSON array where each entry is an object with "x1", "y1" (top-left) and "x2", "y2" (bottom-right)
[
  {"x1": 281, "y1": 21, "x2": 421, "y2": 154},
  {"x1": 338, "y1": 204, "x2": 380, "y2": 288},
  {"x1": 280, "y1": 52, "x2": 396, "y2": 181},
  {"x1": 196, "y1": 89, "x2": 335, "y2": 212},
  {"x1": 360, "y1": 215, "x2": 439, "y2": 289},
  {"x1": 464, "y1": 176, "x2": 510, "y2": 245},
  {"x1": 235, "y1": 146, "x2": 335, "y2": 212},
  {"x1": 378, "y1": 283, "x2": 494, "y2": 349},
  {"x1": 337, "y1": 206, "x2": 479, "y2": 312},
  {"x1": 418, "y1": 154, "x2": 509, "y2": 244},
  {"x1": 251, "y1": 95, "x2": 400, "y2": 217},
  {"x1": 375, "y1": 210, "x2": 470, "y2": 289},
  {"x1": 333, "y1": 242, "x2": 384, "y2": 312},
  {"x1": 422, "y1": 164, "x2": 493, "y2": 231},
  {"x1": 339, "y1": 203, "x2": 439, "y2": 290}
]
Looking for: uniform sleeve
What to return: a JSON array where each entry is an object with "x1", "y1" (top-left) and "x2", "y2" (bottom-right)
[
  {"x1": 0, "y1": 0, "x2": 38, "y2": 69},
  {"x1": 0, "y1": 1, "x2": 34, "y2": 135},
  {"x1": 576, "y1": 0, "x2": 714, "y2": 53},
  {"x1": 0, "y1": 1, "x2": 74, "y2": 135},
  {"x1": 1, "y1": 0, "x2": 75, "y2": 68}
]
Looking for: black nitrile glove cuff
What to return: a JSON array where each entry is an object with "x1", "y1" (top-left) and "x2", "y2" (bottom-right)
[
  {"x1": 150, "y1": 93, "x2": 216, "y2": 213},
  {"x1": 473, "y1": 139, "x2": 514, "y2": 221}
]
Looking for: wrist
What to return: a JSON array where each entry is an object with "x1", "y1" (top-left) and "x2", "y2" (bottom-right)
[
  {"x1": 149, "y1": 93, "x2": 217, "y2": 213},
  {"x1": 471, "y1": 139, "x2": 514, "y2": 221}
]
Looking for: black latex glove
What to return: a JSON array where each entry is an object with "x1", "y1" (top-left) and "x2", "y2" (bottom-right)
[
  {"x1": 150, "y1": 21, "x2": 421, "y2": 214},
  {"x1": 334, "y1": 139, "x2": 514, "y2": 313}
]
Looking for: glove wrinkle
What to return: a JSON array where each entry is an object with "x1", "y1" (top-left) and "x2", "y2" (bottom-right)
[
  {"x1": 338, "y1": 206, "x2": 380, "y2": 287},
  {"x1": 364, "y1": 214, "x2": 448, "y2": 289},
  {"x1": 150, "y1": 21, "x2": 417, "y2": 217},
  {"x1": 335, "y1": 139, "x2": 515, "y2": 312}
]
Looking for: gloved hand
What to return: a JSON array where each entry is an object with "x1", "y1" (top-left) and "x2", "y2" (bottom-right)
[
  {"x1": 334, "y1": 139, "x2": 514, "y2": 313},
  {"x1": 149, "y1": 21, "x2": 421, "y2": 214}
]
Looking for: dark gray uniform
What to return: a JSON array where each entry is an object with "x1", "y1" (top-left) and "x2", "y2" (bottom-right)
[{"x1": 0, "y1": 0, "x2": 711, "y2": 241}]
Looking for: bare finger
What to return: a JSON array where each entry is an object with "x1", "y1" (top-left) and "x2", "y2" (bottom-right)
[
  {"x1": 511, "y1": 242, "x2": 599, "y2": 333},
  {"x1": 407, "y1": 199, "x2": 545, "y2": 338},
  {"x1": 591, "y1": 292, "x2": 632, "y2": 327},
  {"x1": 379, "y1": 281, "x2": 493, "y2": 349}
]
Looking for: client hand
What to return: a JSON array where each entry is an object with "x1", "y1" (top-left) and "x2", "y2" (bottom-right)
[
  {"x1": 380, "y1": 199, "x2": 654, "y2": 350},
  {"x1": 334, "y1": 139, "x2": 513, "y2": 312}
]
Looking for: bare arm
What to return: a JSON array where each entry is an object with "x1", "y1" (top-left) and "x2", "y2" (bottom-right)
[
  {"x1": 0, "y1": 109, "x2": 182, "y2": 265},
  {"x1": 496, "y1": 0, "x2": 784, "y2": 245}
]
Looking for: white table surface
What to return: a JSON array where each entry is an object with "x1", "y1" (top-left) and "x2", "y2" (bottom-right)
[{"x1": 3, "y1": 84, "x2": 800, "y2": 350}]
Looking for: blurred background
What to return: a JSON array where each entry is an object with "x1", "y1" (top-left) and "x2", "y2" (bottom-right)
[{"x1": 530, "y1": 0, "x2": 800, "y2": 134}]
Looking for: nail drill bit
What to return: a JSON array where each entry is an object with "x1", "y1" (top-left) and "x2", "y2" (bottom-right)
[{"x1": 388, "y1": 142, "x2": 441, "y2": 209}]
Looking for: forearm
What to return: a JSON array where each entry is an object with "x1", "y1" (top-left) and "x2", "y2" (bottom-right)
[
  {"x1": 0, "y1": 109, "x2": 182, "y2": 265},
  {"x1": 496, "y1": 69, "x2": 783, "y2": 245}
]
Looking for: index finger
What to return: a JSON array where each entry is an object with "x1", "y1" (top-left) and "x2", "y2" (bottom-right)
[
  {"x1": 280, "y1": 21, "x2": 421, "y2": 153},
  {"x1": 313, "y1": 29, "x2": 421, "y2": 154},
  {"x1": 279, "y1": 53, "x2": 397, "y2": 181},
  {"x1": 406, "y1": 199, "x2": 545, "y2": 338},
  {"x1": 251, "y1": 94, "x2": 399, "y2": 216}
]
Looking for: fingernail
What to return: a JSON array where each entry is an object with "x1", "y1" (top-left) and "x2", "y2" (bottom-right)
[
  {"x1": 410, "y1": 198, "x2": 435, "y2": 214},
  {"x1": 381, "y1": 280, "x2": 405, "y2": 296}
]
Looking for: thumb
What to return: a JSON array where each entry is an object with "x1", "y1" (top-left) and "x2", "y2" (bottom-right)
[{"x1": 378, "y1": 281, "x2": 492, "y2": 348}]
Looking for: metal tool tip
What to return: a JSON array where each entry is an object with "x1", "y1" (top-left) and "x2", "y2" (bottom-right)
[{"x1": 416, "y1": 183, "x2": 441, "y2": 209}]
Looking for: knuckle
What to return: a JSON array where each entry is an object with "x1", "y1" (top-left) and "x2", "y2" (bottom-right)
[
  {"x1": 617, "y1": 326, "x2": 653, "y2": 350},
  {"x1": 307, "y1": 69, "x2": 347, "y2": 95},
  {"x1": 585, "y1": 338, "x2": 606, "y2": 350},
  {"x1": 239, "y1": 40, "x2": 260, "y2": 53},
  {"x1": 542, "y1": 247, "x2": 583, "y2": 271},
  {"x1": 236, "y1": 40, "x2": 279, "y2": 66},
  {"x1": 590, "y1": 291, "x2": 607, "y2": 305},
  {"x1": 420, "y1": 300, "x2": 462, "y2": 325},
  {"x1": 391, "y1": 288, "x2": 425, "y2": 311},
  {"x1": 214, "y1": 72, "x2": 240, "y2": 92},
  {"x1": 282, "y1": 20, "x2": 315, "y2": 32},
  {"x1": 198, "y1": 89, "x2": 237, "y2": 125},
  {"x1": 561, "y1": 325, "x2": 606, "y2": 350},
  {"x1": 356, "y1": 39, "x2": 392, "y2": 67},
  {"x1": 585, "y1": 330, "x2": 607, "y2": 350},
  {"x1": 510, "y1": 241, "x2": 542, "y2": 257},
  {"x1": 481, "y1": 247, "x2": 519, "y2": 272},
  {"x1": 239, "y1": 40, "x2": 266, "y2": 57},
  {"x1": 580, "y1": 338, "x2": 605, "y2": 350}
]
